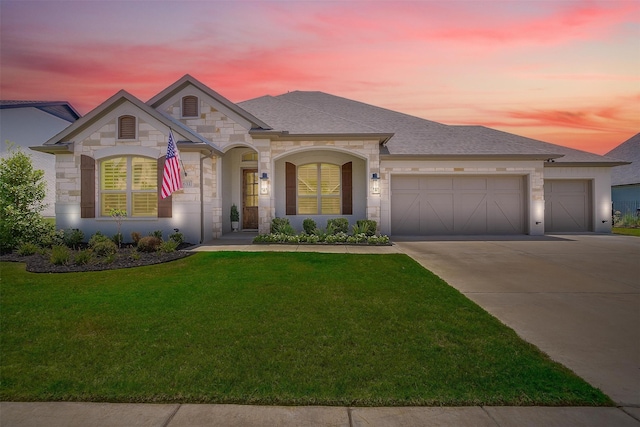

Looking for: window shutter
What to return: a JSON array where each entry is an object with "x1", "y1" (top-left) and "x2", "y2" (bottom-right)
[
  {"x1": 182, "y1": 96, "x2": 198, "y2": 117},
  {"x1": 157, "y1": 156, "x2": 172, "y2": 217},
  {"x1": 80, "y1": 155, "x2": 95, "y2": 218},
  {"x1": 342, "y1": 162, "x2": 352, "y2": 215},
  {"x1": 118, "y1": 115, "x2": 136, "y2": 139},
  {"x1": 286, "y1": 162, "x2": 296, "y2": 215}
]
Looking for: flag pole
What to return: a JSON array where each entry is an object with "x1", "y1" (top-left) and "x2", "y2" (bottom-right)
[{"x1": 170, "y1": 128, "x2": 187, "y2": 176}]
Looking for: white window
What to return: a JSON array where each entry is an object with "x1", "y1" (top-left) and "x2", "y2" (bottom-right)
[
  {"x1": 100, "y1": 156, "x2": 157, "y2": 217},
  {"x1": 297, "y1": 163, "x2": 341, "y2": 215}
]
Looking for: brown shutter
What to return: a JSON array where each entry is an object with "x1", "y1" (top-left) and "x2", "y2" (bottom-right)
[
  {"x1": 157, "y1": 156, "x2": 172, "y2": 218},
  {"x1": 118, "y1": 115, "x2": 136, "y2": 139},
  {"x1": 80, "y1": 155, "x2": 95, "y2": 218},
  {"x1": 342, "y1": 162, "x2": 352, "y2": 215},
  {"x1": 286, "y1": 162, "x2": 296, "y2": 215},
  {"x1": 182, "y1": 96, "x2": 198, "y2": 117}
]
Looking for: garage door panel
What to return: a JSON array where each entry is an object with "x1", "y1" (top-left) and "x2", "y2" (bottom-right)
[
  {"x1": 391, "y1": 175, "x2": 525, "y2": 235},
  {"x1": 544, "y1": 180, "x2": 591, "y2": 232}
]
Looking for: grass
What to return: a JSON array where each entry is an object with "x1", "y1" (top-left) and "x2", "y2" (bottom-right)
[
  {"x1": 0, "y1": 252, "x2": 611, "y2": 406},
  {"x1": 612, "y1": 227, "x2": 640, "y2": 237}
]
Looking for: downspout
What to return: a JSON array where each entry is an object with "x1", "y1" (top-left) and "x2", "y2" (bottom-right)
[{"x1": 200, "y1": 154, "x2": 205, "y2": 244}]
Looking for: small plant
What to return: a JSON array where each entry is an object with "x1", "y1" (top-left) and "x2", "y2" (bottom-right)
[
  {"x1": 109, "y1": 209, "x2": 127, "y2": 248},
  {"x1": 169, "y1": 232, "x2": 184, "y2": 245},
  {"x1": 91, "y1": 240, "x2": 118, "y2": 257},
  {"x1": 150, "y1": 230, "x2": 163, "y2": 240},
  {"x1": 129, "y1": 250, "x2": 141, "y2": 261},
  {"x1": 17, "y1": 242, "x2": 39, "y2": 256},
  {"x1": 271, "y1": 218, "x2": 295, "y2": 235},
  {"x1": 50, "y1": 245, "x2": 70, "y2": 265},
  {"x1": 74, "y1": 250, "x2": 93, "y2": 265},
  {"x1": 89, "y1": 232, "x2": 111, "y2": 247},
  {"x1": 131, "y1": 231, "x2": 142, "y2": 244},
  {"x1": 303, "y1": 218, "x2": 317, "y2": 235},
  {"x1": 112, "y1": 233, "x2": 124, "y2": 247},
  {"x1": 326, "y1": 218, "x2": 349, "y2": 234},
  {"x1": 103, "y1": 253, "x2": 117, "y2": 264},
  {"x1": 138, "y1": 236, "x2": 162, "y2": 252},
  {"x1": 62, "y1": 228, "x2": 84, "y2": 250},
  {"x1": 354, "y1": 220, "x2": 377, "y2": 236},
  {"x1": 230, "y1": 204, "x2": 240, "y2": 222},
  {"x1": 159, "y1": 240, "x2": 178, "y2": 253}
]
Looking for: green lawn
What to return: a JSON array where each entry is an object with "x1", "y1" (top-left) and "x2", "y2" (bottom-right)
[
  {"x1": 612, "y1": 227, "x2": 640, "y2": 237},
  {"x1": 0, "y1": 252, "x2": 611, "y2": 406}
]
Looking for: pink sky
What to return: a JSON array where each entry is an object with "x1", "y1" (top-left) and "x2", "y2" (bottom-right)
[{"x1": 1, "y1": 0, "x2": 638, "y2": 154}]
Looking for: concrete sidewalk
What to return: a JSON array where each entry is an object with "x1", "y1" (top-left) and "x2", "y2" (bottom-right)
[{"x1": 2, "y1": 402, "x2": 639, "y2": 426}]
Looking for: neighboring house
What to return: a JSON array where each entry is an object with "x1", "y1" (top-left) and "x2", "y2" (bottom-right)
[
  {"x1": 1, "y1": 101, "x2": 81, "y2": 217},
  {"x1": 605, "y1": 133, "x2": 639, "y2": 215},
  {"x1": 32, "y1": 75, "x2": 626, "y2": 243}
]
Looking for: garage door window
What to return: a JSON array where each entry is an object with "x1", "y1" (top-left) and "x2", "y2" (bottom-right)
[{"x1": 297, "y1": 163, "x2": 341, "y2": 215}]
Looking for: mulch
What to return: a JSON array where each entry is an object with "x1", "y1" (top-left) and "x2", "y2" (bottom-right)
[{"x1": 0, "y1": 244, "x2": 195, "y2": 273}]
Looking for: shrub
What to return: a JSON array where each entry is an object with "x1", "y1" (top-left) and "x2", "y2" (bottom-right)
[
  {"x1": 129, "y1": 250, "x2": 140, "y2": 261},
  {"x1": 302, "y1": 218, "x2": 316, "y2": 235},
  {"x1": 62, "y1": 228, "x2": 84, "y2": 249},
  {"x1": 271, "y1": 218, "x2": 295, "y2": 235},
  {"x1": 159, "y1": 240, "x2": 178, "y2": 253},
  {"x1": 39, "y1": 228, "x2": 64, "y2": 249},
  {"x1": 89, "y1": 232, "x2": 111, "y2": 247},
  {"x1": 50, "y1": 245, "x2": 70, "y2": 265},
  {"x1": 131, "y1": 231, "x2": 142, "y2": 244},
  {"x1": 354, "y1": 220, "x2": 377, "y2": 236},
  {"x1": 326, "y1": 218, "x2": 349, "y2": 234},
  {"x1": 17, "y1": 242, "x2": 39, "y2": 256},
  {"x1": 150, "y1": 230, "x2": 163, "y2": 239},
  {"x1": 169, "y1": 232, "x2": 184, "y2": 245},
  {"x1": 92, "y1": 240, "x2": 118, "y2": 257},
  {"x1": 74, "y1": 250, "x2": 93, "y2": 265},
  {"x1": 138, "y1": 236, "x2": 162, "y2": 252}
]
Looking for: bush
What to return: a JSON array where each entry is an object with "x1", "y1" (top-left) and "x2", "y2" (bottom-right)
[
  {"x1": 50, "y1": 245, "x2": 70, "y2": 265},
  {"x1": 17, "y1": 242, "x2": 39, "y2": 256},
  {"x1": 74, "y1": 250, "x2": 93, "y2": 265},
  {"x1": 159, "y1": 240, "x2": 178, "y2": 253},
  {"x1": 354, "y1": 220, "x2": 377, "y2": 236},
  {"x1": 62, "y1": 228, "x2": 84, "y2": 249},
  {"x1": 271, "y1": 218, "x2": 295, "y2": 235},
  {"x1": 89, "y1": 232, "x2": 111, "y2": 247},
  {"x1": 91, "y1": 240, "x2": 118, "y2": 257},
  {"x1": 138, "y1": 236, "x2": 162, "y2": 252},
  {"x1": 327, "y1": 218, "x2": 349, "y2": 234},
  {"x1": 150, "y1": 230, "x2": 163, "y2": 239},
  {"x1": 131, "y1": 231, "x2": 142, "y2": 244},
  {"x1": 169, "y1": 232, "x2": 184, "y2": 245},
  {"x1": 302, "y1": 218, "x2": 317, "y2": 235},
  {"x1": 112, "y1": 233, "x2": 124, "y2": 247}
]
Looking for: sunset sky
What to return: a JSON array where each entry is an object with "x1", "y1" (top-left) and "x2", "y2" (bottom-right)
[{"x1": 1, "y1": 0, "x2": 638, "y2": 154}]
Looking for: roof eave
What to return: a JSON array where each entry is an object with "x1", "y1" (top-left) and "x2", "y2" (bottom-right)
[
  {"x1": 380, "y1": 153, "x2": 565, "y2": 161},
  {"x1": 30, "y1": 142, "x2": 74, "y2": 154},
  {"x1": 545, "y1": 161, "x2": 631, "y2": 167},
  {"x1": 249, "y1": 130, "x2": 394, "y2": 143}
]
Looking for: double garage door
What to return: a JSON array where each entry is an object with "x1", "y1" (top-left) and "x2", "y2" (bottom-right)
[{"x1": 391, "y1": 176, "x2": 525, "y2": 235}]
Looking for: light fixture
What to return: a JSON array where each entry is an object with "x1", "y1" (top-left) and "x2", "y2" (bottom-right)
[
  {"x1": 260, "y1": 172, "x2": 269, "y2": 195},
  {"x1": 371, "y1": 173, "x2": 380, "y2": 194},
  {"x1": 535, "y1": 221, "x2": 542, "y2": 225},
  {"x1": 602, "y1": 220, "x2": 608, "y2": 223}
]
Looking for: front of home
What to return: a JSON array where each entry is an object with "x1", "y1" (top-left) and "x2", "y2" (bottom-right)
[{"x1": 33, "y1": 75, "x2": 626, "y2": 243}]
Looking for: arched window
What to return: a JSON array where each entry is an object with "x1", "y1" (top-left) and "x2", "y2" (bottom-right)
[
  {"x1": 297, "y1": 163, "x2": 341, "y2": 215},
  {"x1": 100, "y1": 156, "x2": 158, "y2": 217},
  {"x1": 117, "y1": 115, "x2": 136, "y2": 140},
  {"x1": 182, "y1": 96, "x2": 198, "y2": 117}
]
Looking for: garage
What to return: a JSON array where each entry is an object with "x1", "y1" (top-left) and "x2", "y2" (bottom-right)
[
  {"x1": 544, "y1": 180, "x2": 592, "y2": 232},
  {"x1": 391, "y1": 175, "x2": 526, "y2": 235}
]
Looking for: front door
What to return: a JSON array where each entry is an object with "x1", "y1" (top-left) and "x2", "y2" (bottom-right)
[{"x1": 243, "y1": 169, "x2": 259, "y2": 229}]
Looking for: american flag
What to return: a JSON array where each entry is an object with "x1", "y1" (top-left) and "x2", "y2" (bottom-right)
[{"x1": 161, "y1": 130, "x2": 183, "y2": 199}]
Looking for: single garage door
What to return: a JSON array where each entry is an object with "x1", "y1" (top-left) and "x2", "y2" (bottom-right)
[
  {"x1": 544, "y1": 180, "x2": 592, "y2": 232},
  {"x1": 391, "y1": 175, "x2": 525, "y2": 235}
]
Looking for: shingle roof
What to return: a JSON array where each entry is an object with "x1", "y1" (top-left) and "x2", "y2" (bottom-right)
[
  {"x1": 0, "y1": 100, "x2": 81, "y2": 122},
  {"x1": 240, "y1": 91, "x2": 620, "y2": 163},
  {"x1": 605, "y1": 133, "x2": 640, "y2": 186}
]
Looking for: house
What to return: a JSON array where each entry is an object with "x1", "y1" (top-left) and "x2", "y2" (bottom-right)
[
  {"x1": 1, "y1": 101, "x2": 81, "y2": 217},
  {"x1": 31, "y1": 75, "x2": 626, "y2": 243},
  {"x1": 605, "y1": 133, "x2": 639, "y2": 215}
]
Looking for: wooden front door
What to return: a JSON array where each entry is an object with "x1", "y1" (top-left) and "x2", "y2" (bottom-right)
[{"x1": 243, "y1": 169, "x2": 259, "y2": 229}]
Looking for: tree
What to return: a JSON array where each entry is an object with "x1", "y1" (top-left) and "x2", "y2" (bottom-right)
[{"x1": 0, "y1": 143, "x2": 52, "y2": 252}]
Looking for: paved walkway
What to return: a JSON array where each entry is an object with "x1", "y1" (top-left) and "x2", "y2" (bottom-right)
[{"x1": 3, "y1": 233, "x2": 639, "y2": 426}]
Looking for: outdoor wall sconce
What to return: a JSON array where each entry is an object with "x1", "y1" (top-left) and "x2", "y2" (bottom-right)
[
  {"x1": 260, "y1": 172, "x2": 269, "y2": 195},
  {"x1": 602, "y1": 220, "x2": 608, "y2": 223},
  {"x1": 371, "y1": 173, "x2": 380, "y2": 194},
  {"x1": 535, "y1": 221, "x2": 542, "y2": 225}
]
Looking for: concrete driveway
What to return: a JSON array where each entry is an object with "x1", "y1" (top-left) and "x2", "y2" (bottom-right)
[{"x1": 394, "y1": 234, "x2": 640, "y2": 406}]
